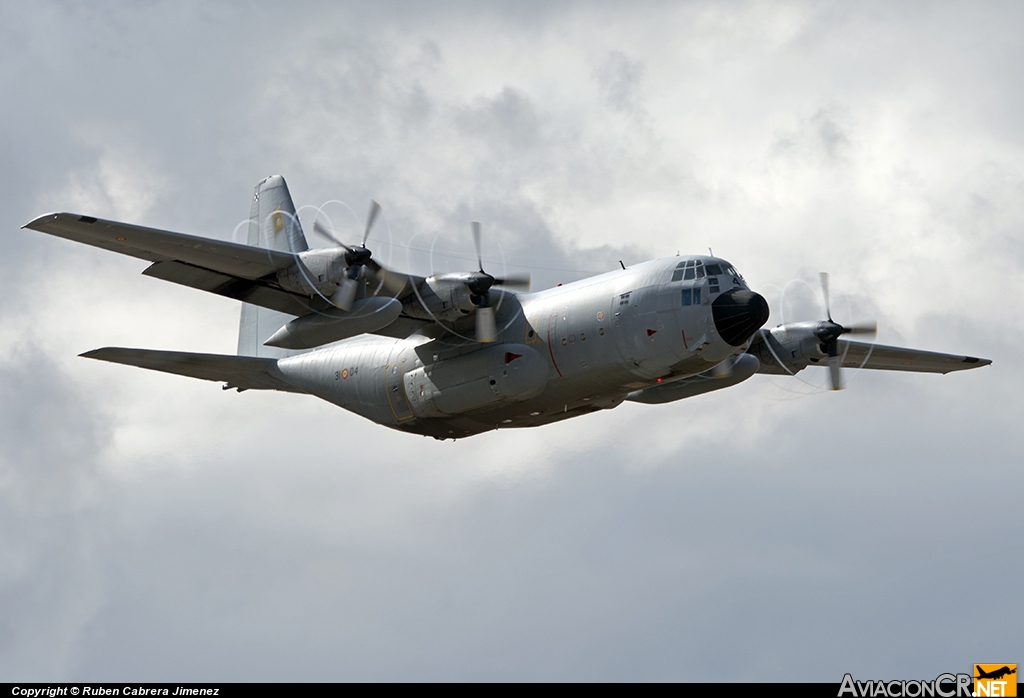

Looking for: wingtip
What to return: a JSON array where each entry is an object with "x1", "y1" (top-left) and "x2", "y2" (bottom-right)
[
  {"x1": 23, "y1": 212, "x2": 76, "y2": 231},
  {"x1": 79, "y1": 348, "x2": 113, "y2": 360}
]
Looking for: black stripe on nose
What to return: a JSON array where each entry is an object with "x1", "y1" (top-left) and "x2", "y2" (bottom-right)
[{"x1": 712, "y1": 289, "x2": 770, "y2": 346}]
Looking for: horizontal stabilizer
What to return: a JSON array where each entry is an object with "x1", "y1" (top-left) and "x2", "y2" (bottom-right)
[{"x1": 80, "y1": 347, "x2": 303, "y2": 393}]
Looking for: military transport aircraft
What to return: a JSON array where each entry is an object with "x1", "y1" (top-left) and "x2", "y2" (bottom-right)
[{"x1": 24, "y1": 175, "x2": 991, "y2": 440}]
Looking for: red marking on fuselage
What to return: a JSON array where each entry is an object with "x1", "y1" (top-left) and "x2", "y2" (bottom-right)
[
  {"x1": 647, "y1": 328, "x2": 657, "y2": 336},
  {"x1": 681, "y1": 331, "x2": 688, "y2": 349},
  {"x1": 504, "y1": 352, "x2": 522, "y2": 364},
  {"x1": 546, "y1": 316, "x2": 563, "y2": 377}
]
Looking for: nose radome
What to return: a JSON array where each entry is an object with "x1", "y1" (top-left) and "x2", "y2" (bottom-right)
[{"x1": 712, "y1": 289, "x2": 770, "y2": 346}]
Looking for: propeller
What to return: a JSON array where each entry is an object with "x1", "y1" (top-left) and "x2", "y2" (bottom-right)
[
  {"x1": 467, "y1": 221, "x2": 530, "y2": 342},
  {"x1": 313, "y1": 200, "x2": 381, "y2": 310},
  {"x1": 815, "y1": 272, "x2": 877, "y2": 390}
]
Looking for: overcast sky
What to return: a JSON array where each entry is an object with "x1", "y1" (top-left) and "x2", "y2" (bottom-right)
[{"x1": 2, "y1": 0, "x2": 1021, "y2": 681}]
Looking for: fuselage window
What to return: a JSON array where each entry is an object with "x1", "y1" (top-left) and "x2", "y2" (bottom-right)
[{"x1": 681, "y1": 288, "x2": 692, "y2": 306}]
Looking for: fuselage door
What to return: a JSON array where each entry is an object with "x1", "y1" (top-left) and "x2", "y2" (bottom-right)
[{"x1": 385, "y1": 361, "x2": 414, "y2": 421}]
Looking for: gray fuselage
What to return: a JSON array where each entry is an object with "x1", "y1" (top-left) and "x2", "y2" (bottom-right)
[{"x1": 273, "y1": 255, "x2": 768, "y2": 439}]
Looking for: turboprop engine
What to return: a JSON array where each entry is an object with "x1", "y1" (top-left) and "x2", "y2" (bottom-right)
[
  {"x1": 274, "y1": 248, "x2": 351, "y2": 300},
  {"x1": 404, "y1": 273, "x2": 486, "y2": 323},
  {"x1": 748, "y1": 323, "x2": 829, "y2": 370},
  {"x1": 748, "y1": 273, "x2": 876, "y2": 389}
]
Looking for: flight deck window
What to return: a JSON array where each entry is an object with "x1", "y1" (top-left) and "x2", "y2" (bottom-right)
[
  {"x1": 696, "y1": 265, "x2": 705, "y2": 279},
  {"x1": 681, "y1": 288, "x2": 692, "y2": 306},
  {"x1": 683, "y1": 267, "x2": 695, "y2": 280},
  {"x1": 706, "y1": 263, "x2": 723, "y2": 276},
  {"x1": 672, "y1": 269, "x2": 685, "y2": 281},
  {"x1": 693, "y1": 288, "x2": 701, "y2": 305}
]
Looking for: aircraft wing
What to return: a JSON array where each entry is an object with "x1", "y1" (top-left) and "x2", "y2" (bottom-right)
[
  {"x1": 835, "y1": 339, "x2": 991, "y2": 373},
  {"x1": 81, "y1": 347, "x2": 303, "y2": 393},
  {"x1": 25, "y1": 212, "x2": 336, "y2": 316},
  {"x1": 25, "y1": 212, "x2": 297, "y2": 277},
  {"x1": 750, "y1": 330, "x2": 991, "y2": 376}
]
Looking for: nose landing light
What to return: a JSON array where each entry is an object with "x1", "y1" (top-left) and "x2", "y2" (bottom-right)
[{"x1": 712, "y1": 289, "x2": 770, "y2": 346}]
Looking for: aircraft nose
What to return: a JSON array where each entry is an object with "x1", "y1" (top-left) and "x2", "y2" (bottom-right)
[{"x1": 712, "y1": 289, "x2": 770, "y2": 346}]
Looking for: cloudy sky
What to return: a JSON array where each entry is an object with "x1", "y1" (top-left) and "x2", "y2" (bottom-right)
[{"x1": 2, "y1": 0, "x2": 1021, "y2": 681}]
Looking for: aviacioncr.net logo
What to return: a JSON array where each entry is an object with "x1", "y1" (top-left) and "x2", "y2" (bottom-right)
[
  {"x1": 839, "y1": 673, "x2": 973, "y2": 697},
  {"x1": 974, "y1": 665, "x2": 1017, "y2": 697}
]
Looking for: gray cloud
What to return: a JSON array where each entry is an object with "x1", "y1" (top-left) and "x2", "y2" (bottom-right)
[
  {"x1": 596, "y1": 50, "x2": 645, "y2": 113},
  {"x1": 2, "y1": 0, "x2": 1021, "y2": 681}
]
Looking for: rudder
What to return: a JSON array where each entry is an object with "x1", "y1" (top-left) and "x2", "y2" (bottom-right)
[{"x1": 238, "y1": 175, "x2": 310, "y2": 358}]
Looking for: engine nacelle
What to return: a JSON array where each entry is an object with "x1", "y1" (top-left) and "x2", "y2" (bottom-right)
[
  {"x1": 275, "y1": 248, "x2": 348, "y2": 298},
  {"x1": 402, "y1": 273, "x2": 479, "y2": 323},
  {"x1": 747, "y1": 322, "x2": 828, "y2": 374},
  {"x1": 403, "y1": 343, "x2": 549, "y2": 417}
]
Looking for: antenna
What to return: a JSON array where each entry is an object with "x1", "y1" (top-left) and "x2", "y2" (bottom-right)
[
  {"x1": 708, "y1": 247, "x2": 713, "y2": 256},
  {"x1": 619, "y1": 260, "x2": 626, "y2": 270}
]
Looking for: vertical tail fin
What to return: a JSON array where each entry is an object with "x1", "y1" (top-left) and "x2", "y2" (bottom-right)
[{"x1": 237, "y1": 175, "x2": 310, "y2": 358}]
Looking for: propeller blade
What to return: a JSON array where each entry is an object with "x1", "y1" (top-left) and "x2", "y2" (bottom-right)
[
  {"x1": 492, "y1": 272, "x2": 531, "y2": 290},
  {"x1": 820, "y1": 271, "x2": 832, "y2": 322},
  {"x1": 476, "y1": 305, "x2": 497, "y2": 342},
  {"x1": 366, "y1": 263, "x2": 408, "y2": 296},
  {"x1": 363, "y1": 200, "x2": 381, "y2": 246},
  {"x1": 331, "y1": 276, "x2": 359, "y2": 311},
  {"x1": 471, "y1": 221, "x2": 483, "y2": 272},
  {"x1": 828, "y1": 354, "x2": 843, "y2": 390},
  {"x1": 843, "y1": 321, "x2": 877, "y2": 336},
  {"x1": 313, "y1": 220, "x2": 351, "y2": 250}
]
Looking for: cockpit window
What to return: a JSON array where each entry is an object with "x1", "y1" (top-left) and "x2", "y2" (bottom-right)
[{"x1": 673, "y1": 259, "x2": 713, "y2": 281}]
